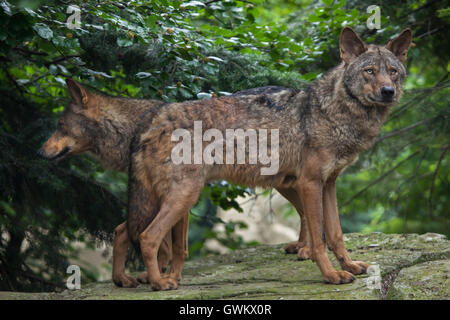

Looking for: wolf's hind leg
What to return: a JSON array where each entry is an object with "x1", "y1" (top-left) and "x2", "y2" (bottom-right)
[
  {"x1": 276, "y1": 188, "x2": 312, "y2": 260},
  {"x1": 163, "y1": 212, "x2": 189, "y2": 282},
  {"x1": 112, "y1": 222, "x2": 139, "y2": 288},
  {"x1": 322, "y1": 179, "x2": 369, "y2": 275},
  {"x1": 139, "y1": 181, "x2": 201, "y2": 291},
  {"x1": 158, "y1": 232, "x2": 173, "y2": 273}
]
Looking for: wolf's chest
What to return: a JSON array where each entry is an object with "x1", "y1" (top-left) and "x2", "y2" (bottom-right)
[{"x1": 321, "y1": 154, "x2": 359, "y2": 182}]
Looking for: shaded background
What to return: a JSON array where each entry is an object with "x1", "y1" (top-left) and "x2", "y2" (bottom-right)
[{"x1": 0, "y1": 0, "x2": 448, "y2": 291}]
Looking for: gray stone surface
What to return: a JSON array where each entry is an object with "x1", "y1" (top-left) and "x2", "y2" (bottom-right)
[{"x1": 0, "y1": 232, "x2": 448, "y2": 300}]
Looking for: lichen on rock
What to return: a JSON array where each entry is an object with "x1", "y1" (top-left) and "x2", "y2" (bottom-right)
[{"x1": 0, "y1": 232, "x2": 448, "y2": 300}]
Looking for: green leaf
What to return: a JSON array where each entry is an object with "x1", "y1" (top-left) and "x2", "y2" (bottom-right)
[
  {"x1": 33, "y1": 23, "x2": 53, "y2": 40},
  {"x1": 136, "y1": 72, "x2": 152, "y2": 79},
  {"x1": 0, "y1": 201, "x2": 15, "y2": 217},
  {"x1": 48, "y1": 64, "x2": 58, "y2": 75},
  {"x1": 322, "y1": 0, "x2": 334, "y2": 6},
  {"x1": 206, "y1": 56, "x2": 224, "y2": 63},
  {"x1": 180, "y1": 1, "x2": 206, "y2": 9},
  {"x1": 178, "y1": 87, "x2": 193, "y2": 99},
  {"x1": 117, "y1": 37, "x2": 133, "y2": 47},
  {"x1": 197, "y1": 92, "x2": 212, "y2": 99},
  {"x1": 0, "y1": 1, "x2": 12, "y2": 16},
  {"x1": 301, "y1": 72, "x2": 319, "y2": 81},
  {"x1": 308, "y1": 15, "x2": 322, "y2": 23}
]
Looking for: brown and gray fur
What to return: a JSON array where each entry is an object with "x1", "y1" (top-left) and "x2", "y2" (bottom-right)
[
  {"x1": 37, "y1": 80, "x2": 310, "y2": 288},
  {"x1": 124, "y1": 27, "x2": 412, "y2": 290},
  {"x1": 37, "y1": 83, "x2": 180, "y2": 287}
]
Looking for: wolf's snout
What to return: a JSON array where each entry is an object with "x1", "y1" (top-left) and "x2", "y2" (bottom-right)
[
  {"x1": 36, "y1": 148, "x2": 47, "y2": 159},
  {"x1": 381, "y1": 86, "x2": 395, "y2": 100},
  {"x1": 37, "y1": 146, "x2": 71, "y2": 161},
  {"x1": 36, "y1": 147, "x2": 55, "y2": 160}
]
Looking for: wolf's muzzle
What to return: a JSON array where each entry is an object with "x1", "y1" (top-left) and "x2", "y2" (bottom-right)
[{"x1": 37, "y1": 147, "x2": 71, "y2": 161}]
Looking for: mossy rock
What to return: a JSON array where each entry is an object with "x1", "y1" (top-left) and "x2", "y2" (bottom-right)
[
  {"x1": 386, "y1": 260, "x2": 450, "y2": 300},
  {"x1": 0, "y1": 232, "x2": 448, "y2": 300}
]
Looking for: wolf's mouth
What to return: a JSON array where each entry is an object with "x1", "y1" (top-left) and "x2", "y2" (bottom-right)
[
  {"x1": 367, "y1": 94, "x2": 394, "y2": 105},
  {"x1": 367, "y1": 94, "x2": 379, "y2": 102},
  {"x1": 49, "y1": 147, "x2": 71, "y2": 161}
]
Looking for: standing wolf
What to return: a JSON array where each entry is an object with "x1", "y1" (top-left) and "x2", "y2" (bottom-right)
[
  {"x1": 37, "y1": 79, "x2": 303, "y2": 287},
  {"x1": 37, "y1": 79, "x2": 311, "y2": 287},
  {"x1": 121, "y1": 27, "x2": 412, "y2": 290},
  {"x1": 37, "y1": 82, "x2": 185, "y2": 287}
]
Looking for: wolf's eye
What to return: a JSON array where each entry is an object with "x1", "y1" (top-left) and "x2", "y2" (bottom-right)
[
  {"x1": 365, "y1": 69, "x2": 374, "y2": 75},
  {"x1": 390, "y1": 69, "x2": 397, "y2": 75}
]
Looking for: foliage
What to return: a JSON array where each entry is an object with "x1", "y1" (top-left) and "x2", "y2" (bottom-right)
[{"x1": 0, "y1": 0, "x2": 448, "y2": 291}]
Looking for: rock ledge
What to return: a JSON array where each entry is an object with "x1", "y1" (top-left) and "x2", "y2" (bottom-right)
[{"x1": 0, "y1": 233, "x2": 448, "y2": 300}]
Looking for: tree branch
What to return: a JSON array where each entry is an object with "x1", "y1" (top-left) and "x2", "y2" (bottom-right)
[
  {"x1": 400, "y1": 147, "x2": 429, "y2": 233},
  {"x1": 342, "y1": 151, "x2": 421, "y2": 207},
  {"x1": 376, "y1": 117, "x2": 435, "y2": 144},
  {"x1": 44, "y1": 54, "x2": 80, "y2": 67},
  {"x1": 13, "y1": 47, "x2": 49, "y2": 56},
  {"x1": 205, "y1": 0, "x2": 255, "y2": 5},
  {"x1": 428, "y1": 144, "x2": 450, "y2": 218}
]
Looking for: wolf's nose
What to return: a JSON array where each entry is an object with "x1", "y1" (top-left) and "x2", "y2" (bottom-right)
[
  {"x1": 36, "y1": 149, "x2": 46, "y2": 159},
  {"x1": 381, "y1": 86, "x2": 395, "y2": 98}
]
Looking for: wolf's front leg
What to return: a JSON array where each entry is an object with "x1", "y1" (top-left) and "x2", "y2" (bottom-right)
[
  {"x1": 323, "y1": 179, "x2": 369, "y2": 275},
  {"x1": 112, "y1": 222, "x2": 139, "y2": 288},
  {"x1": 296, "y1": 175, "x2": 355, "y2": 284},
  {"x1": 137, "y1": 232, "x2": 173, "y2": 284}
]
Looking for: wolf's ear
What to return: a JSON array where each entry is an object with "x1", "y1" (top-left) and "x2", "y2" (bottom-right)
[
  {"x1": 340, "y1": 27, "x2": 367, "y2": 64},
  {"x1": 66, "y1": 78, "x2": 89, "y2": 107},
  {"x1": 386, "y1": 28, "x2": 412, "y2": 64}
]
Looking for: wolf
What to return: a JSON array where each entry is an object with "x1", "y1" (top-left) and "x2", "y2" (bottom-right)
[
  {"x1": 37, "y1": 82, "x2": 186, "y2": 287},
  {"x1": 39, "y1": 26, "x2": 412, "y2": 290},
  {"x1": 37, "y1": 79, "x2": 310, "y2": 288},
  {"x1": 37, "y1": 79, "x2": 293, "y2": 287},
  {"x1": 118, "y1": 27, "x2": 412, "y2": 290}
]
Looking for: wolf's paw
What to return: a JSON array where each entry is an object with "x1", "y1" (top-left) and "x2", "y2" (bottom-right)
[
  {"x1": 162, "y1": 272, "x2": 182, "y2": 282},
  {"x1": 323, "y1": 270, "x2": 355, "y2": 285},
  {"x1": 113, "y1": 273, "x2": 139, "y2": 288},
  {"x1": 137, "y1": 271, "x2": 149, "y2": 284},
  {"x1": 285, "y1": 241, "x2": 302, "y2": 254},
  {"x1": 159, "y1": 265, "x2": 168, "y2": 274},
  {"x1": 342, "y1": 260, "x2": 369, "y2": 275},
  {"x1": 151, "y1": 277, "x2": 178, "y2": 291},
  {"x1": 297, "y1": 246, "x2": 312, "y2": 261}
]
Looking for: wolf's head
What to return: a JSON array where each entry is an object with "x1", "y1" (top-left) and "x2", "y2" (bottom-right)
[
  {"x1": 37, "y1": 79, "x2": 101, "y2": 161},
  {"x1": 340, "y1": 27, "x2": 412, "y2": 107}
]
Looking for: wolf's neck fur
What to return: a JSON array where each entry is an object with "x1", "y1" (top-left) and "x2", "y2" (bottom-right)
[{"x1": 88, "y1": 96, "x2": 161, "y2": 172}]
